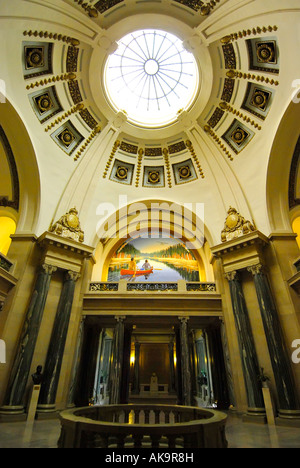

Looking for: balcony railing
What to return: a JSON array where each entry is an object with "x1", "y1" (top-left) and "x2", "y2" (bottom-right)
[
  {"x1": 58, "y1": 404, "x2": 228, "y2": 448},
  {"x1": 0, "y1": 253, "x2": 13, "y2": 273},
  {"x1": 89, "y1": 281, "x2": 217, "y2": 293}
]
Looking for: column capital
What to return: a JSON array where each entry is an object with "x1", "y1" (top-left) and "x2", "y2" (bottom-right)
[
  {"x1": 224, "y1": 270, "x2": 239, "y2": 281},
  {"x1": 247, "y1": 263, "x2": 265, "y2": 276},
  {"x1": 115, "y1": 315, "x2": 126, "y2": 323},
  {"x1": 178, "y1": 316, "x2": 189, "y2": 324},
  {"x1": 66, "y1": 270, "x2": 81, "y2": 282},
  {"x1": 41, "y1": 263, "x2": 57, "y2": 275}
]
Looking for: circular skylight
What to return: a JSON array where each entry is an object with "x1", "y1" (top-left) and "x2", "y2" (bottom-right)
[{"x1": 104, "y1": 29, "x2": 199, "y2": 128}]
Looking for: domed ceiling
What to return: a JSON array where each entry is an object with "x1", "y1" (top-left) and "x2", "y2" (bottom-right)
[{"x1": 1, "y1": 0, "x2": 299, "y2": 245}]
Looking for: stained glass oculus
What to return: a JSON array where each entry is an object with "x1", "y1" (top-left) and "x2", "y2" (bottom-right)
[{"x1": 105, "y1": 30, "x2": 199, "y2": 127}]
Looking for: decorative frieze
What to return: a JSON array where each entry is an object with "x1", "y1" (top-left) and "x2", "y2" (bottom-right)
[
  {"x1": 23, "y1": 30, "x2": 80, "y2": 47},
  {"x1": 95, "y1": 0, "x2": 124, "y2": 14},
  {"x1": 72, "y1": 0, "x2": 98, "y2": 17},
  {"x1": 90, "y1": 282, "x2": 119, "y2": 292},
  {"x1": 127, "y1": 283, "x2": 178, "y2": 292}
]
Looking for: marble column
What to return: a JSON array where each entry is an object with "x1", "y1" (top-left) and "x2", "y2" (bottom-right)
[
  {"x1": 179, "y1": 317, "x2": 192, "y2": 406},
  {"x1": 0, "y1": 263, "x2": 57, "y2": 414},
  {"x1": 168, "y1": 337, "x2": 176, "y2": 394},
  {"x1": 131, "y1": 341, "x2": 140, "y2": 395},
  {"x1": 37, "y1": 271, "x2": 80, "y2": 413},
  {"x1": 248, "y1": 264, "x2": 300, "y2": 417},
  {"x1": 225, "y1": 271, "x2": 265, "y2": 418},
  {"x1": 109, "y1": 316, "x2": 125, "y2": 405}
]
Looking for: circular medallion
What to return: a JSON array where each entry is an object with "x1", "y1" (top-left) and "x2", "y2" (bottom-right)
[
  {"x1": 67, "y1": 214, "x2": 79, "y2": 229},
  {"x1": 226, "y1": 213, "x2": 239, "y2": 229}
]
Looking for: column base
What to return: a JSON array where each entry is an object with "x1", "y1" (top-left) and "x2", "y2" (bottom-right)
[
  {"x1": 276, "y1": 409, "x2": 300, "y2": 427},
  {"x1": 36, "y1": 404, "x2": 59, "y2": 419},
  {"x1": 242, "y1": 407, "x2": 267, "y2": 424},
  {"x1": 0, "y1": 405, "x2": 27, "y2": 422}
]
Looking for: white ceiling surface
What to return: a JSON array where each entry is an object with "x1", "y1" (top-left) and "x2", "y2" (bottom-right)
[{"x1": 0, "y1": 0, "x2": 299, "y2": 247}]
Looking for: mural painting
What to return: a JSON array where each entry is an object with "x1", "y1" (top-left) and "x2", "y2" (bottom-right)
[{"x1": 107, "y1": 237, "x2": 200, "y2": 282}]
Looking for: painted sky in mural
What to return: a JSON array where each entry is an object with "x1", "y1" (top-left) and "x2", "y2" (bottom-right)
[{"x1": 107, "y1": 237, "x2": 200, "y2": 282}]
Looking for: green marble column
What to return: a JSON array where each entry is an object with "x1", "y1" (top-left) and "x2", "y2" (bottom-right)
[
  {"x1": 0, "y1": 263, "x2": 57, "y2": 415},
  {"x1": 179, "y1": 317, "x2": 192, "y2": 406},
  {"x1": 168, "y1": 338, "x2": 176, "y2": 394},
  {"x1": 109, "y1": 316, "x2": 125, "y2": 404},
  {"x1": 225, "y1": 271, "x2": 265, "y2": 417},
  {"x1": 131, "y1": 341, "x2": 140, "y2": 395},
  {"x1": 248, "y1": 264, "x2": 300, "y2": 417},
  {"x1": 37, "y1": 271, "x2": 80, "y2": 413}
]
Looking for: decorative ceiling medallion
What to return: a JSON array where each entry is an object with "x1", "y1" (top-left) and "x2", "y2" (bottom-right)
[
  {"x1": 221, "y1": 207, "x2": 255, "y2": 242},
  {"x1": 110, "y1": 159, "x2": 134, "y2": 185},
  {"x1": 172, "y1": 158, "x2": 197, "y2": 185},
  {"x1": 29, "y1": 86, "x2": 63, "y2": 124},
  {"x1": 58, "y1": 128, "x2": 76, "y2": 148},
  {"x1": 143, "y1": 166, "x2": 165, "y2": 187},
  {"x1": 51, "y1": 120, "x2": 84, "y2": 155},
  {"x1": 256, "y1": 41, "x2": 277, "y2": 64},
  {"x1": 116, "y1": 166, "x2": 128, "y2": 180},
  {"x1": 222, "y1": 119, "x2": 254, "y2": 154},
  {"x1": 246, "y1": 37, "x2": 279, "y2": 74},
  {"x1": 241, "y1": 82, "x2": 273, "y2": 120},
  {"x1": 25, "y1": 47, "x2": 44, "y2": 69},
  {"x1": 23, "y1": 42, "x2": 53, "y2": 79},
  {"x1": 49, "y1": 207, "x2": 84, "y2": 243},
  {"x1": 230, "y1": 127, "x2": 247, "y2": 146}
]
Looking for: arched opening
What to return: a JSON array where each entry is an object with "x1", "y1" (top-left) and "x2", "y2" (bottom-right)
[
  {"x1": 90, "y1": 199, "x2": 214, "y2": 282},
  {"x1": 292, "y1": 217, "x2": 300, "y2": 249},
  {"x1": 266, "y1": 99, "x2": 300, "y2": 233},
  {"x1": 0, "y1": 217, "x2": 16, "y2": 256},
  {"x1": 0, "y1": 98, "x2": 40, "y2": 234}
]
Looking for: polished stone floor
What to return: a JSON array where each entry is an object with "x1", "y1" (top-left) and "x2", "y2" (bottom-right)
[{"x1": 0, "y1": 414, "x2": 300, "y2": 448}]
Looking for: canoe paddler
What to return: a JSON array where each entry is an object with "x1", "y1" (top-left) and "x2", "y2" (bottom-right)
[
  {"x1": 128, "y1": 257, "x2": 137, "y2": 277},
  {"x1": 141, "y1": 259, "x2": 152, "y2": 271}
]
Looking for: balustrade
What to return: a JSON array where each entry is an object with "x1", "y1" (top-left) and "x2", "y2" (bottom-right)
[
  {"x1": 58, "y1": 404, "x2": 227, "y2": 448},
  {"x1": 88, "y1": 281, "x2": 217, "y2": 293}
]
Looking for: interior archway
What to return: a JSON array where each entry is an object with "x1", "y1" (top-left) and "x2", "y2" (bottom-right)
[
  {"x1": 266, "y1": 99, "x2": 300, "y2": 233},
  {"x1": 0, "y1": 99, "x2": 41, "y2": 235},
  {"x1": 91, "y1": 199, "x2": 213, "y2": 282}
]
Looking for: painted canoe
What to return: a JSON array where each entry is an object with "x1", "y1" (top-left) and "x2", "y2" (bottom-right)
[{"x1": 120, "y1": 268, "x2": 153, "y2": 276}]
